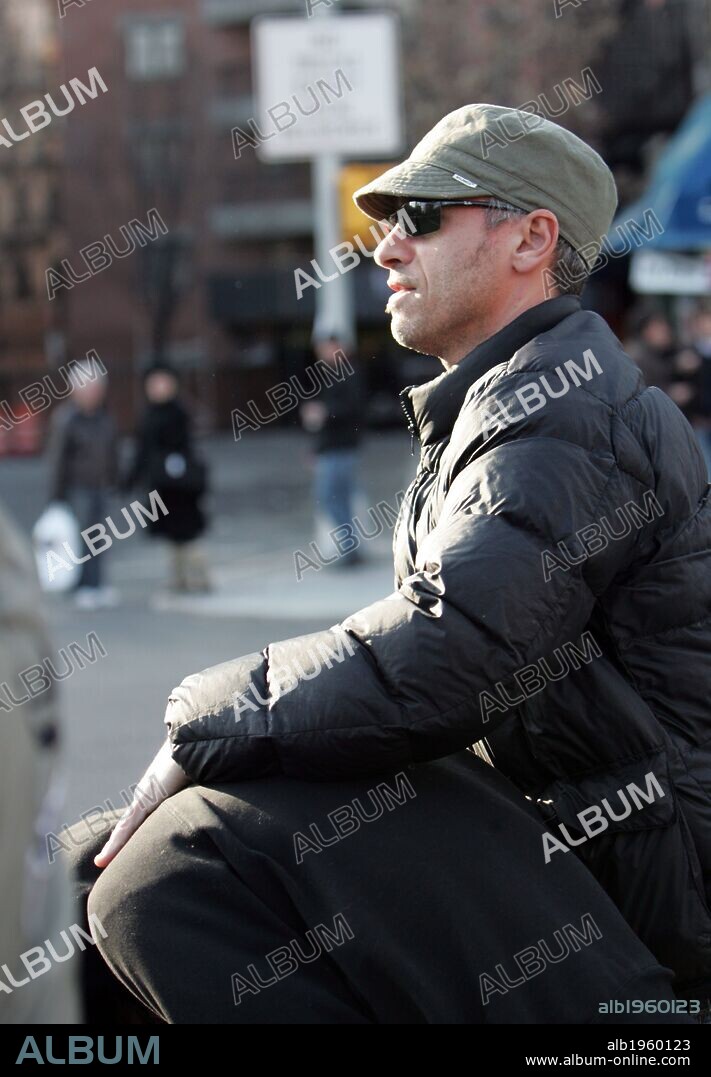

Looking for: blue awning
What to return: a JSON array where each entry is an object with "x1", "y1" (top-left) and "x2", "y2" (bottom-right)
[{"x1": 609, "y1": 94, "x2": 711, "y2": 252}]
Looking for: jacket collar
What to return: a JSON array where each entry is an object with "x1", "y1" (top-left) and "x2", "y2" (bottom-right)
[{"x1": 400, "y1": 296, "x2": 581, "y2": 453}]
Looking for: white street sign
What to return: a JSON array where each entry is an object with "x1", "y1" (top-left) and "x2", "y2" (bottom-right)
[
  {"x1": 251, "y1": 13, "x2": 402, "y2": 161},
  {"x1": 630, "y1": 249, "x2": 711, "y2": 295}
]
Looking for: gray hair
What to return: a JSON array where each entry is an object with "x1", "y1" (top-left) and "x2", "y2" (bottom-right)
[
  {"x1": 481, "y1": 198, "x2": 589, "y2": 298},
  {"x1": 68, "y1": 357, "x2": 107, "y2": 391}
]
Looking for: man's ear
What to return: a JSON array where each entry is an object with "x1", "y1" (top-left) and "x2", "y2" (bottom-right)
[{"x1": 511, "y1": 210, "x2": 559, "y2": 275}]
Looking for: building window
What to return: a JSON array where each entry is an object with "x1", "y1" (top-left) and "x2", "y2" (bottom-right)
[
  {"x1": 0, "y1": 178, "x2": 11, "y2": 231},
  {"x1": 13, "y1": 185, "x2": 29, "y2": 226},
  {"x1": 129, "y1": 120, "x2": 187, "y2": 190},
  {"x1": 14, "y1": 258, "x2": 32, "y2": 300},
  {"x1": 124, "y1": 18, "x2": 185, "y2": 81}
]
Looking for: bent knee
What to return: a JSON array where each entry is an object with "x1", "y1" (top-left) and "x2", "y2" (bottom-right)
[
  {"x1": 86, "y1": 863, "x2": 137, "y2": 971},
  {"x1": 85, "y1": 808, "x2": 182, "y2": 967}
]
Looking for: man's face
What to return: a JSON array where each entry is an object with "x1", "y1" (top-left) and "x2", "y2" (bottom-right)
[
  {"x1": 73, "y1": 379, "x2": 106, "y2": 412},
  {"x1": 642, "y1": 317, "x2": 673, "y2": 351},
  {"x1": 693, "y1": 312, "x2": 711, "y2": 344},
  {"x1": 373, "y1": 204, "x2": 512, "y2": 363},
  {"x1": 315, "y1": 340, "x2": 346, "y2": 364},
  {"x1": 146, "y1": 371, "x2": 178, "y2": 403}
]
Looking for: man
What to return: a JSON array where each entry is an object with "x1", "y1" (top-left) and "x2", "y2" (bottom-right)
[
  {"x1": 300, "y1": 335, "x2": 364, "y2": 567},
  {"x1": 71, "y1": 105, "x2": 710, "y2": 1022},
  {"x1": 46, "y1": 362, "x2": 119, "y2": 609},
  {"x1": 626, "y1": 310, "x2": 677, "y2": 394},
  {"x1": 682, "y1": 305, "x2": 711, "y2": 479}
]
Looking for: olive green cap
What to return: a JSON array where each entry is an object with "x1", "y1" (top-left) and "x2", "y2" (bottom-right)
[{"x1": 353, "y1": 103, "x2": 617, "y2": 270}]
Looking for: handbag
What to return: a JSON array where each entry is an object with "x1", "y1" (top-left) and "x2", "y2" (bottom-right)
[{"x1": 154, "y1": 451, "x2": 207, "y2": 496}]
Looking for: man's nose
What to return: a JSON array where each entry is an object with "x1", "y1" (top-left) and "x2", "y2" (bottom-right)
[{"x1": 374, "y1": 226, "x2": 416, "y2": 269}]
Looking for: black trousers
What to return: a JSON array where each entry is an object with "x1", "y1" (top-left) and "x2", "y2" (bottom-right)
[{"x1": 68, "y1": 751, "x2": 688, "y2": 1024}]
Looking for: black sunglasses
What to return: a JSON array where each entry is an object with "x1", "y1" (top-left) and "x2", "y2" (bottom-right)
[{"x1": 385, "y1": 199, "x2": 508, "y2": 237}]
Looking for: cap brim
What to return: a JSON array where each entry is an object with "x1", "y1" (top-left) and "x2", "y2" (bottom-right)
[{"x1": 353, "y1": 159, "x2": 496, "y2": 220}]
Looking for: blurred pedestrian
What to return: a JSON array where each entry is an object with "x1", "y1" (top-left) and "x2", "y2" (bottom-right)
[
  {"x1": 300, "y1": 336, "x2": 364, "y2": 568},
  {"x1": 626, "y1": 309, "x2": 677, "y2": 392},
  {"x1": 682, "y1": 305, "x2": 711, "y2": 478},
  {"x1": 46, "y1": 362, "x2": 119, "y2": 610},
  {"x1": 124, "y1": 363, "x2": 210, "y2": 594}
]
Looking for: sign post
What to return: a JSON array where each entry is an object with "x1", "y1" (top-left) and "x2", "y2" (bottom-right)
[
  {"x1": 252, "y1": 9, "x2": 402, "y2": 348},
  {"x1": 312, "y1": 150, "x2": 353, "y2": 344}
]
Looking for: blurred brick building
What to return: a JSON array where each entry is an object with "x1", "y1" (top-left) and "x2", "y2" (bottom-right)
[
  {"x1": 0, "y1": 0, "x2": 63, "y2": 451},
  {"x1": 54, "y1": 0, "x2": 410, "y2": 431},
  {"x1": 2, "y1": 0, "x2": 707, "y2": 433}
]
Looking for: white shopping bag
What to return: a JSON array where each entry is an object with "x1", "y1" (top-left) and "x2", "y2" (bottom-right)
[{"x1": 32, "y1": 502, "x2": 81, "y2": 593}]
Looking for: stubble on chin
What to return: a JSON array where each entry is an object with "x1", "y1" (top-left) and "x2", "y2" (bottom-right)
[
  {"x1": 387, "y1": 236, "x2": 489, "y2": 357},
  {"x1": 389, "y1": 308, "x2": 441, "y2": 357}
]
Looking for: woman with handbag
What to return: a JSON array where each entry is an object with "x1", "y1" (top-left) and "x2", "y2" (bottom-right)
[{"x1": 124, "y1": 363, "x2": 211, "y2": 594}]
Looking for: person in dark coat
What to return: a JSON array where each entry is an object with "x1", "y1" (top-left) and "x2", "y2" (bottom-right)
[
  {"x1": 300, "y1": 336, "x2": 364, "y2": 567},
  {"x1": 46, "y1": 362, "x2": 119, "y2": 609},
  {"x1": 68, "y1": 106, "x2": 711, "y2": 1024},
  {"x1": 124, "y1": 364, "x2": 210, "y2": 593},
  {"x1": 625, "y1": 309, "x2": 703, "y2": 449},
  {"x1": 680, "y1": 305, "x2": 711, "y2": 479},
  {"x1": 625, "y1": 310, "x2": 677, "y2": 392}
]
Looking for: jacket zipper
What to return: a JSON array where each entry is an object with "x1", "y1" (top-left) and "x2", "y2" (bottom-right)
[
  {"x1": 399, "y1": 387, "x2": 418, "y2": 456},
  {"x1": 392, "y1": 461, "x2": 431, "y2": 569}
]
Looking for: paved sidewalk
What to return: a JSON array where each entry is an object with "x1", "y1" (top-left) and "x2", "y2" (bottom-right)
[
  {"x1": 124, "y1": 428, "x2": 411, "y2": 620},
  {"x1": 151, "y1": 550, "x2": 396, "y2": 621},
  {"x1": 0, "y1": 428, "x2": 415, "y2": 821}
]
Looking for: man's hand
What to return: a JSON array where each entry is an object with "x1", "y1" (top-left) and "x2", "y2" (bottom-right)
[{"x1": 94, "y1": 739, "x2": 190, "y2": 869}]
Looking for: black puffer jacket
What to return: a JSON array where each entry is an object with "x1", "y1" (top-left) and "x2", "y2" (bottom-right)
[{"x1": 165, "y1": 296, "x2": 711, "y2": 988}]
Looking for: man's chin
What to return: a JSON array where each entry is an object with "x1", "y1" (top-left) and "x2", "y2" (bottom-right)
[{"x1": 390, "y1": 315, "x2": 437, "y2": 356}]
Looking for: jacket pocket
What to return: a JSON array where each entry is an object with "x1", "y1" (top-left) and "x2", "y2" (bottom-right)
[
  {"x1": 543, "y1": 749, "x2": 675, "y2": 837},
  {"x1": 540, "y1": 751, "x2": 711, "y2": 983}
]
